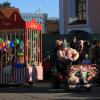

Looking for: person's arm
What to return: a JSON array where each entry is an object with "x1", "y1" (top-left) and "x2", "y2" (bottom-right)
[
  {"x1": 57, "y1": 50, "x2": 65, "y2": 61},
  {"x1": 72, "y1": 49, "x2": 79, "y2": 61},
  {"x1": 89, "y1": 47, "x2": 93, "y2": 60}
]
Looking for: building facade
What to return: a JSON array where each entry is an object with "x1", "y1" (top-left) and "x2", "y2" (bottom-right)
[
  {"x1": 21, "y1": 13, "x2": 47, "y2": 34},
  {"x1": 47, "y1": 18, "x2": 59, "y2": 34},
  {"x1": 59, "y1": 0, "x2": 100, "y2": 35}
]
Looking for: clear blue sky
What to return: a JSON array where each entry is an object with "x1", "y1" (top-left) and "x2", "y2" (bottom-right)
[{"x1": 0, "y1": 0, "x2": 59, "y2": 18}]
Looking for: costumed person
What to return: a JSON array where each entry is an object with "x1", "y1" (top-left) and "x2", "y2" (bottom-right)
[
  {"x1": 17, "y1": 52, "x2": 24, "y2": 64},
  {"x1": 57, "y1": 42, "x2": 79, "y2": 67},
  {"x1": 57, "y1": 42, "x2": 79, "y2": 84},
  {"x1": 16, "y1": 52, "x2": 26, "y2": 68}
]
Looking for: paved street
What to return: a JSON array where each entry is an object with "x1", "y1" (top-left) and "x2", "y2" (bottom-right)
[{"x1": 0, "y1": 82, "x2": 100, "y2": 100}]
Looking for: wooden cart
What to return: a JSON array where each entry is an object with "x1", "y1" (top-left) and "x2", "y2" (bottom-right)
[{"x1": 0, "y1": 6, "x2": 42, "y2": 85}]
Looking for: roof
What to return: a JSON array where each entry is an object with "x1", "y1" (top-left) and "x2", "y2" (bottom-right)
[
  {"x1": 0, "y1": 4, "x2": 42, "y2": 30},
  {"x1": 0, "y1": 2, "x2": 19, "y2": 18},
  {"x1": 69, "y1": 20, "x2": 86, "y2": 25},
  {"x1": 21, "y1": 13, "x2": 47, "y2": 16},
  {"x1": 21, "y1": 13, "x2": 47, "y2": 22},
  {"x1": 0, "y1": 6, "x2": 19, "y2": 18},
  {"x1": 48, "y1": 17, "x2": 59, "y2": 21},
  {"x1": 0, "y1": 5, "x2": 25, "y2": 29}
]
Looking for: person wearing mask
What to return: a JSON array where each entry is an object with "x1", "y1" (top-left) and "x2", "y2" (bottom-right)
[{"x1": 57, "y1": 42, "x2": 79, "y2": 70}]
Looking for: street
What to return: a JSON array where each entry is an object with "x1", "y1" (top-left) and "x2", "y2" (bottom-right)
[{"x1": 0, "y1": 82, "x2": 100, "y2": 100}]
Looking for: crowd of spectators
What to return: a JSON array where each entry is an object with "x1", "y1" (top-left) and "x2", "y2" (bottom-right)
[{"x1": 69, "y1": 37, "x2": 100, "y2": 65}]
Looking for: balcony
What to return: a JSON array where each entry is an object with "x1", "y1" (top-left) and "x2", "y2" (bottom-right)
[{"x1": 69, "y1": 20, "x2": 86, "y2": 25}]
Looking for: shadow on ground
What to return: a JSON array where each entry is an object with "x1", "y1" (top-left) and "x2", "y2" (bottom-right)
[{"x1": 0, "y1": 82, "x2": 100, "y2": 100}]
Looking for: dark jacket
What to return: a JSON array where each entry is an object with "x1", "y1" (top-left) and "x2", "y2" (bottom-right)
[{"x1": 92, "y1": 46, "x2": 100, "y2": 64}]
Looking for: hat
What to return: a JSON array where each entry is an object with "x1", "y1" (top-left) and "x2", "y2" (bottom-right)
[
  {"x1": 17, "y1": 52, "x2": 24, "y2": 57},
  {"x1": 56, "y1": 40, "x2": 62, "y2": 46},
  {"x1": 60, "y1": 42, "x2": 67, "y2": 48}
]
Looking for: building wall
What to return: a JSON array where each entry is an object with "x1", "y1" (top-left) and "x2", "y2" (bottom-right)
[
  {"x1": 88, "y1": 0, "x2": 100, "y2": 33},
  {"x1": 59, "y1": 0, "x2": 100, "y2": 34},
  {"x1": 68, "y1": 0, "x2": 76, "y2": 19},
  {"x1": 64, "y1": 0, "x2": 69, "y2": 34},
  {"x1": 59, "y1": 0, "x2": 65, "y2": 34},
  {"x1": 59, "y1": 0, "x2": 68, "y2": 34},
  {"x1": 47, "y1": 19, "x2": 59, "y2": 34}
]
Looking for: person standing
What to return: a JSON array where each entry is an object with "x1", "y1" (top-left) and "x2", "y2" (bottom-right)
[
  {"x1": 70, "y1": 37, "x2": 80, "y2": 64},
  {"x1": 70, "y1": 37, "x2": 79, "y2": 52},
  {"x1": 91, "y1": 40, "x2": 100, "y2": 84}
]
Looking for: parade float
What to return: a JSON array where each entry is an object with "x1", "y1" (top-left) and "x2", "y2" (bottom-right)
[{"x1": 0, "y1": 4, "x2": 42, "y2": 85}]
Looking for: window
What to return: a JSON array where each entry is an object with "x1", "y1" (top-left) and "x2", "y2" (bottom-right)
[{"x1": 76, "y1": 0, "x2": 87, "y2": 20}]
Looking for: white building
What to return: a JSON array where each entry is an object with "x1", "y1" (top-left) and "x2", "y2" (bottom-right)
[{"x1": 59, "y1": 0, "x2": 100, "y2": 35}]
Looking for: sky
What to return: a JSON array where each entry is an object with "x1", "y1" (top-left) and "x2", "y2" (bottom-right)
[{"x1": 0, "y1": 0, "x2": 59, "y2": 18}]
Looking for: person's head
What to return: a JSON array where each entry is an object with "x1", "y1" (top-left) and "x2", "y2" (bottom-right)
[
  {"x1": 84, "y1": 41, "x2": 89, "y2": 46},
  {"x1": 95, "y1": 40, "x2": 100, "y2": 47},
  {"x1": 72, "y1": 36, "x2": 77, "y2": 42},
  {"x1": 60, "y1": 42, "x2": 68, "y2": 50},
  {"x1": 80, "y1": 40, "x2": 84, "y2": 46},
  {"x1": 17, "y1": 52, "x2": 24, "y2": 58}
]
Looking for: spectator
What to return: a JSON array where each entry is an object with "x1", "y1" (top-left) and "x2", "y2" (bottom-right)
[
  {"x1": 83, "y1": 41, "x2": 91, "y2": 58},
  {"x1": 70, "y1": 36, "x2": 79, "y2": 52},
  {"x1": 78, "y1": 40, "x2": 84, "y2": 63},
  {"x1": 70, "y1": 37, "x2": 80, "y2": 64},
  {"x1": 89, "y1": 40, "x2": 97, "y2": 64},
  {"x1": 90, "y1": 40, "x2": 100, "y2": 84}
]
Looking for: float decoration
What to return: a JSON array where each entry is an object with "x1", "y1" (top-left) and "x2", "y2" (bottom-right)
[
  {"x1": 0, "y1": 5, "x2": 42, "y2": 85},
  {"x1": 10, "y1": 41, "x2": 15, "y2": 49},
  {"x1": 15, "y1": 39, "x2": 20, "y2": 45}
]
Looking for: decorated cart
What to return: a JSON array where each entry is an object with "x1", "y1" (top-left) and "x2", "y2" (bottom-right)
[{"x1": 0, "y1": 6, "x2": 42, "y2": 85}]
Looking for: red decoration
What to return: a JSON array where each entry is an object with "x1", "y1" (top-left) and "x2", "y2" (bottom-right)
[
  {"x1": 1, "y1": 41, "x2": 6, "y2": 48},
  {"x1": 26, "y1": 19, "x2": 42, "y2": 30}
]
